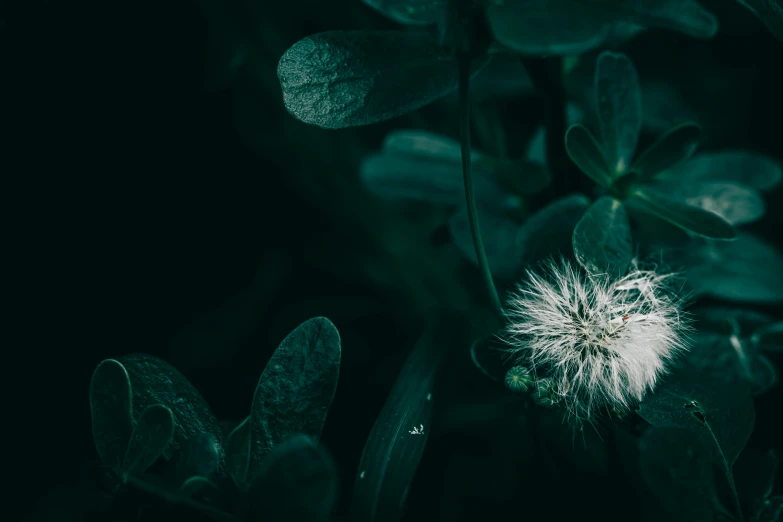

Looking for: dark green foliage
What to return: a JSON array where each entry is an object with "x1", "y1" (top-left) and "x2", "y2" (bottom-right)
[
  {"x1": 90, "y1": 359, "x2": 134, "y2": 474},
  {"x1": 249, "y1": 317, "x2": 341, "y2": 479},
  {"x1": 738, "y1": 0, "x2": 783, "y2": 42},
  {"x1": 572, "y1": 196, "x2": 632, "y2": 275},
  {"x1": 122, "y1": 405, "x2": 175, "y2": 481},
  {"x1": 631, "y1": 122, "x2": 702, "y2": 179},
  {"x1": 278, "y1": 31, "x2": 486, "y2": 129},
  {"x1": 639, "y1": 426, "x2": 723, "y2": 522},
  {"x1": 565, "y1": 124, "x2": 612, "y2": 187},
  {"x1": 247, "y1": 435, "x2": 338, "y2": 522},
  {"x1": 175, "y1": 432, "x2": 222, "y2": 486},
  {"x1": 118, "y1": 354, "x2": 226, "y2": 479},
  {"x1": 351, "y1": 323, "x2": 447, "y2": 522},
  {"x1": 362, "y1": 0, "x2": 446, "y2": 25},
  {"x1": 736, "y1": 449, "x2": 778, "y2": 519},
  {"x1": 224, "y1": 416, "x2": 251, "y2": 490}
]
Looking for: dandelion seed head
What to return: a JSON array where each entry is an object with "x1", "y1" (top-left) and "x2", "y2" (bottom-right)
[{"x1": 502, "y1": 258, "x2": 689, "y2": 421}]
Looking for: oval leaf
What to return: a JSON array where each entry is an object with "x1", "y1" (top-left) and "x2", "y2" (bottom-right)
[
  {"x1": 682, "y1": 233, "x2": 783, "y2": 303},
  {"x1": 647, "y1": 180, "x2": 765, "y2": 226},
  {"x1": 595, "y1": 52, "x2": 642, "y2": 177},
  {"x1": 639, "y1": 426, "x2": 721, "y2": 522},
  {"x1": 278, "y1": 31, "x2": 483, "y2": 129},
  {"x1": 487, "y1": 1, "x2": 617, "y2": 56},
  {"x1": 90, "y1": 359, "x2": 134, "y2": 473},
  {"x1": 122, "y1": 404, "x2": 176, "y2": 480},
  {"x1": 632, "y1": 122, "x2": 702, "y2": 179},
  {"x1": 225, "y1": 416, "x2": 251, "y2": 490},
  {"x1": 248, "y1": 435, "x2": 338, "y2": 522},
  {"x1": 351, "y1": 320, "x2": 448, "y2": 522},
  {"x1": 565, "y1": 124, "x2": 612, "y2": 188},
  {"x1": 629, "y1": 186, "x2": 736, "y2": 239},
  {"x1": 660, "y1": 150, "x2": 783, "y2": 191},
  {"x1": 362, "y1": 0, "x2": 446, "y2": 25},
  {"x1": 625, "y1": 0, "x2": 719, "y2": 39},
  {"x1": 573, "y1": 196, "x2": 632, "y2": 275},
  {"x1": 118, "y1": 354, "x2": 225, "y2": 478},
  {"x1": 249, "y1": 317, "x2": 341, "y2": 478},
  {"x1": 638, "y1": 368, "x2": 755, "y2": 483},
  {"x1": 175, "y1": 432, "x2": 221, "y2": 485}
]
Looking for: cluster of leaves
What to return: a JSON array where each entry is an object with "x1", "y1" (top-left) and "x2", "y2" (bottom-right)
[{"x1": 89, "y1": 317, "x2": 342, "y2": 521}]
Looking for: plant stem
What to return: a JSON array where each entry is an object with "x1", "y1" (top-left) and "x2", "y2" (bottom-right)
[
  {"x1": 458, "y1": 57, "x2": 504, "y2": 322},
  {"x1": 705, "y1": 422, "x2": 745, "y2": 522}
]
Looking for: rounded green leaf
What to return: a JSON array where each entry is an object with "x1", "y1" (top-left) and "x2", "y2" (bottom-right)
[
  {"x1": 278, "y1": 31, "x2": 484, "y2": 129},
  {"x1": 90, "y1": 359, "x2": 134, "y2": 473},
  {"x1": 487, "y1": 0, "x2": 617, "y2": 56},
  {"x1": 248, "y1": 435, "x2": 338, "y2": 522},
  {"x1": 362, "y1": 0, "x2": 446, "y2": 24},
  {"x1": 249, "y1": 317, "x2": 341, "y2": 479},
  {"x1": 629, "y1": 186, "x2": 736, "y2": 239},
  {"x1": 572, "y1": 196, "x2": 632, "y2": 275},
  {"x1": 658, "y1": 150, "x2": 783, "y2": 191},
  {"x1": 359, "y1": 130, "x2": 511, "y2": 207},
  {"x1": 638, "y1": 368, "x2": 755, "y2": 474},
  {"x1": 118, "y1": 354, "x2": 225, "y2": 479},
  {"x1": 224, "y1": 416, "x2": 251, "y2": 490},
  {"x1": 122, "y1": 404, "x2": 176, "y2": 481},
  {"x1": 595, "y1": 52, "x2": 642, "y2": 177},
  {"x1": 639, "y1": 426, "x2": 721, "y2": 522},
  {"x1": 625, "y1": 0, "x2": 718, "y2": 39},
  {"x1": 519, "y1": 193, "x2": 591, "y2": 263},
  {"x1": 682, "y1": 233, "x2": 783, "y2": 303},
  {"x1": 647, "y1": 180, "x2": 765, "y2": 225},
  {"x1": 631, "y1": 122, "x2": 702, "y2": 179},
  {"x1": 565, "y1": 124, "x2": 612, "y2": 188}
]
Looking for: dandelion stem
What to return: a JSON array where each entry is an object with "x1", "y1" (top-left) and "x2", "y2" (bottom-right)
[{"x1": 458, "y1": 56, "x2": 504, "y2": 321}]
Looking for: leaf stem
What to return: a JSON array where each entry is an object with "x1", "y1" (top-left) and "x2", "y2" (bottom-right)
[
  {"x1": 705, "y1": 422, "x2": 744, "y2": 522},
  {"x1": 458, "y1": 56, "x2": 504, "y2": 321}
]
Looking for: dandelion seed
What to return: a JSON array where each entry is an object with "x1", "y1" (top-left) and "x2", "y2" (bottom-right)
[{"x1": 501, "y1": 258, "x2": 689, "y2": 421}]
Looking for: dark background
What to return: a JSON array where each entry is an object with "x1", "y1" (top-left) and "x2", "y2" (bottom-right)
[{"x1": 5, "y1": 0, "x2": 783, "y2": 519}]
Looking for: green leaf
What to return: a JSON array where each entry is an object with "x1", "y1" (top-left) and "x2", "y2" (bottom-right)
[
  {"x1": 359, "y1": 130, "x2": 511, "y2": 207},
  {"x1": 249, "y1": 317, "x2": 341, "y2": 479},
  {"x1": 90, "y1": 359, "x2": 134, "y2": 473},
  {"x1": 625, "y1": 0, "x2": 719, "y2": 39},
  {"x1": 753, "y1": 322, "x2": 783, "y2": 353},
  {"x1": 565, "y1": 124, "x2": 612, "y2": 188},
  {"x1": 631, "y1": 122, "x2": 702, "y2": 179},
  {"x1": 658, "y1": 150, "x2": 783, "y2": 191},
  {"x1": 628, "y1": 186, "x2": 735, "y2": 239},
  {"x1": 248, "y1": 435, "x2": 338, "y2": 522},
  {"x1": 646, "y1": 180, "x2": 765, "y2": 226},
  {"x1": 684, "y1": 332, "x2": 778, "y2": 396},
  {"x1": 682, "y1": 233, "x2": 783, "y2": 303},
  {"x1": 737, "y1": 0, "x2": 783, "y2": 43},
  {"x1": 278, "y1": 31, "x2": 484, "y2": 129},
  {"x1": 449, "y1": 209, "x2": 525, "y2": 281},
  {"x1": 175, "y1": 433, "x2": 221, "y2": 487},
  {"x1": 639, "y1": 426, "x2": 723, "y2": 522},
  {"x1": 224, "y1": 416, "x2": 251, "y2": 490},
  {"x1": 519, "y1": 194, "x2": 591, "y2": 263},
  {"x1": 595, "y1": 52, "x2": 642, "y2": 176},
  {"x1": 179, "y1": 475, "x2": 213, "y2": 497},
  {"x1": 694, "y1": 306, "x2": 773, "y2": 337},
  {"x1": 362, "y1": 0, "x2": 446, "y2": 25},
  {"x1": 122, "y1": 405, "x2": 175, "y2": 481},
  {"x1": 351, "y1": 321, "x2": 447, "y2": 522},
  {"x1": 118, "y1": 354, "x2": 225, "y2": 477},
  {"x1": 572, "y1": 196, "x2": 632, "y2": 275},
  {"x1": 486, "y1": 1, "x2": 618, "y2": 56},
  {"x1": 527, "y1": 103, "x2": 585, "y2": 165},
  {"x1": 638, "y1": 368, "x2": 755, "y2": 501}
]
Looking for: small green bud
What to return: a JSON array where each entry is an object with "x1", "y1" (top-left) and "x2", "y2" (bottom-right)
[
  {"x1": 531, "y1": 379, "x2": 559, "y2": 407},
  {"x1": 505, "y1": 365, "x2": 534, "y2": 392}
]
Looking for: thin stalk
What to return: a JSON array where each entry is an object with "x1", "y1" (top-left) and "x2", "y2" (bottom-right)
[
  {"x1": 705, "y1": 423, "x2": 744, "y2": 522},
  {"x1": 458, "y1": 57, "x2": 504, "y2": 321}
]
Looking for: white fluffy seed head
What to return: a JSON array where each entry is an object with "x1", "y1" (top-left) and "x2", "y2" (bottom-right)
[{"x1": 502, "y1": 258, "x2": 689, "y2": 421}]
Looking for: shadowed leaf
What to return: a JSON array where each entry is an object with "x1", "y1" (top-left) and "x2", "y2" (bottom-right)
[
  {"x1": 122, "y1": 405, "x2": 175, "y2": 481},
  {"x1": 565, "y1": 124, "x2": 612, "y2": 188},
  {"x1": 362, "y1": 0, "x2": 446, "y2": 24},
  {"x1": 520, "y1": 194, "x2": 591, "y2": 263},
  {"x1": 595, "y1": 52, "x2": 642, "y2": 177},
  {"x1": 225, "y1": 416, "x2": 251, "y2": 490},
  {"x1": 278, "y1": 31, "x2": 486, "y2": 129},
  {"x1": 572, "y1": 196, "x2": 632, "y2": 275},
  {"x1": 249, "y1": 317, "x2": 341, "y2": 479},
  {"x1": 629, "y1": 186, "x2": 735, "y2": 239},
  {"x1": 647, "y1": 180, "x2": 765, "y2": 225},
  {"x1": 449, "y1": 209, "x2": 524, "y2": 281},
  {"x1": 659, "y1": 150, "x2": 783, "y2": 191},
  {"x1": 90, "y1": 359, "x2": 134, "y2": 473},
  {"x1": 632, "y1": 122, "x2": 702, "y2": 179},
  {"x1": 627, "y1": 0, "x2": 718, "y2": 39},
  {"x1": 737, "y1": 0, "x2": 783, "y2": 43},
  {"x1": 175, "y1": 433, "x2": 221, "y2": 486},
  {"x1": 753, "y1": 322, "x2": 783, "y2": 353}
]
